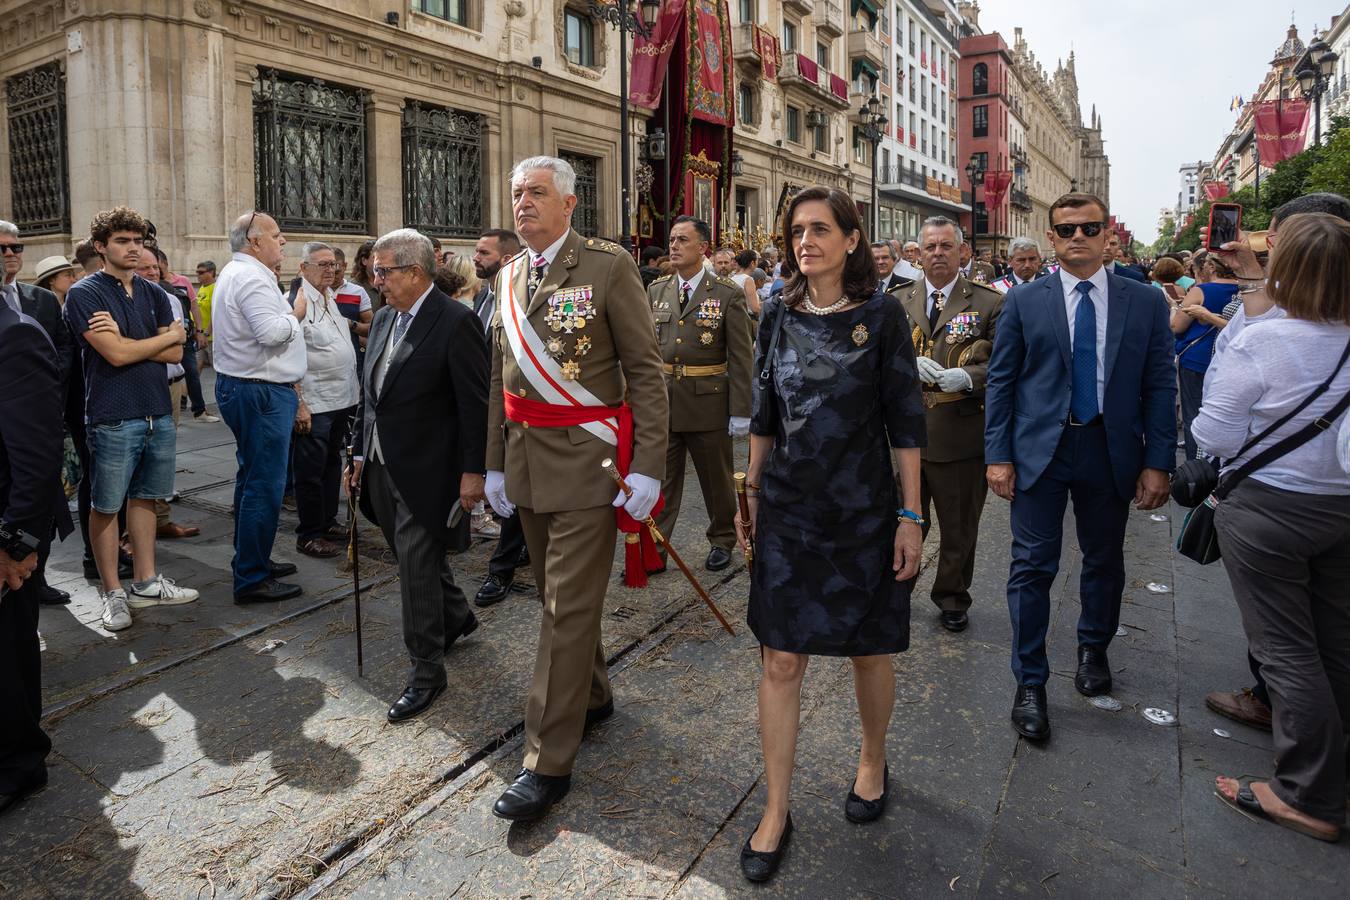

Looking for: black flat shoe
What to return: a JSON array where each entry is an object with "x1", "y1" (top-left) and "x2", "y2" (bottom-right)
[
  {"x1": 234, "y1": 578, "x2": 303, "y2": 605},
  {"x1": 939, "y1": 610, "x2": 969, "y2": 632},
  {"x1": 269, "y1": 559, "x2": 298, "y2": 578},
  {"x1": 740, "y1": 813, "x2": 793, "y2": 883},
  {"x1": 492, "y1": 768, "x2": 572, "y2": 821},
  {"x1": 444, "y1": 612, "x2": 478, "y2": 652},
  {"x1": 1011, "y1": 684, "x2": 1051, "y2": 741},
  {"x1": 1075, "y1": 645, "x2": 1112, "y2": 696},
  {"x1": 475, "y1": 574, "x2": 512, "y2": 607},
  {"x1": 387, "y1": 683, "x2": 445, "y2": 723},
  {"x1": 845, "y1": 763, "x2": 889, "y2": 823},
  {"x1": 705, "y1": 546, "x2": 732, "y2": 571},
  {"x1": 584, "y1": 698, "x2": 615, "y2": 730},
  {"x1": 36, "y1": 583, "x2": 71, "y2": 606}
]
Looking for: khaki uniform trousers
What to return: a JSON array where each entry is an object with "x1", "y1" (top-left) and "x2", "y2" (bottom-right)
[
  {"x1": 920, "y1": 456, "x2": 988, "y2": 613},
  {"x1": 654, "y1": 429, "x2": 736, "y2": 554},
  {"x1": 518, "y1": 504, "x2": 616, "y2": 776}
]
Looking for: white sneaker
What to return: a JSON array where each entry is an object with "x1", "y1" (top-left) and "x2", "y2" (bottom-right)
[
  {"x1": 127, "y1": 574, "x2": 200, "y2": 608},
  {"x1": 194, "y1": 412, "x2": 221, "y2": 423},
  {"x1": 102, "y1": 590, "x2": 133, "y2": 631},
  {"x1": 470, "y1": 512, "x2": 501, "y2": 539}
]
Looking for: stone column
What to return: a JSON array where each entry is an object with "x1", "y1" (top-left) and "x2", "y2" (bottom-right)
[{"x1": 367, "y1": 92, "x2": 403, "y2": 238}]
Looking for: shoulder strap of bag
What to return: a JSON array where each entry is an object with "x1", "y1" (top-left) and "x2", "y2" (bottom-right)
[
  {"x1": 1216, "y1": 336, "x2": 1350, "y2": 499},
  {"x1": 1176, "y1": 324, "x2": 1218, "y2": 359},
  {"x1": 757, "y1": 299, "x2": 789, "y2": 387}
]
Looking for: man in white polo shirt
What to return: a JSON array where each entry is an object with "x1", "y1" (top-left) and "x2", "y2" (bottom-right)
[{"x1": 211, "y1": 211, "x2": 308, "y2": 604}]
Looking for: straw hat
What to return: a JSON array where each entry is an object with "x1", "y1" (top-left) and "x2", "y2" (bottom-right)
[{"x1": 34, "y1": 255, "x2": 77, "y2": 285}]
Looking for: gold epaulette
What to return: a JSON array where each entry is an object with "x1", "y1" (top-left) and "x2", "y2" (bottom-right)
[{"x1": 585, "y1": 238, "x2": 621, "y2": 254}]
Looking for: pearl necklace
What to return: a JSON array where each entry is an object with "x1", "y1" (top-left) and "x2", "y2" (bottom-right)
[{"x1": 801, "y1": 294, "x2": 850, "y2": 315}]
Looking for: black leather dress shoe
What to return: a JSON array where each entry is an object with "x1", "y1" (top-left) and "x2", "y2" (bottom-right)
[
  {"x1": 0, "y1": 771, "x2": 47, "y2": 817},
  {"x1": 234, "y1": 579, "x2": 303, "y2": 605},
  {"x1": 845, "y1": 763, "x2": 889, "y2": 823},
  {"x1": 492, "y1": 768, "x2": 572, "y2": 821},
  {"x1": 36, "y1": 583, "x2": 71, "y2": 606},
  {"x1": 269, "y1": 560, "x2": 299, "y2": 578},
  {"x1": 1011, "y1": 684, "x2": 1051, "y2": 741},
  {"x1": 387, "y1": 683, "x2": 445, "y2": 723},
  {"x1": 939, "y1": 610, "x2": 969, "y2": 632},
  {"x1": 584, "y1": 698, "x2": 615, "y2": 730},
  {"x1": 1074, "y1": 646, "x2": 1112, "y2": 696},
  {"x1": 475, "y1": 574, "x2": 512, "y2": 607},
  {"x1": 444, "y1": 612, "x2": 478, "y2": 652},
  {"x1": 706, "y1": 546, "x2": 732, "y2": 571},
  {"x1": 84, "y1": 554, "x2": 134, "y2": 581},
  {"x1": 740, "y1": 813, "x2": 793, "y2": 883},
  {"x1": 516, "y1": 546, "x2": 530, "y2": 568}
]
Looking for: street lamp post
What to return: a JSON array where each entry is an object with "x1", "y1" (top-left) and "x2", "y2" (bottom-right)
[
  {"x1": 1254, "y1": 144, "x2": 1261, "y2": 207},
  {"x1": 589, "y1": 0, "x2": 661, "y2": 253},
  {"x1": 1296, "y1": 37, "x2": 1340, "y2": 147},
  {"x1": 964, "y1": 154, "x2": 985, "y2": 261},
  {"x1": 857, "y1": 95, "x2": 887, "y2": 238}
]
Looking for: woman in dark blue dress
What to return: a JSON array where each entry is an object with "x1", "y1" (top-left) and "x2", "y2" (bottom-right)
[{"x1": 734, "y1": 186, "x2": 926, "y2": 883}]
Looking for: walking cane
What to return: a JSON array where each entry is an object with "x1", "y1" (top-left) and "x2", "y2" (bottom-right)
[
  {"x1": 602, "y1": 459, "x2": 735, "y2": 636},
  {"x1": 346, "y1": 446, "x2": 365, "y2": 677},
  {"x1": 734, "y1": 472, "x2": 753, "y2": 580}
]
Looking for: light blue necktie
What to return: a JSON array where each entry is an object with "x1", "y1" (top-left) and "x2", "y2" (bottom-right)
[
  {"x1": 392, "y1": 311, "x2": 412, "y2": 347},
  {"x1": 1070, "y1": 281, "x2": 1099, "y2": 423}
]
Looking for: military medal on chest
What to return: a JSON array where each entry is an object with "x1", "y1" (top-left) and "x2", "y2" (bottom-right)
[
  {"x1": 945, "y1": 311, "x2": 980, "y2": 345},
  {"x1": 695, "y1": 296, "x2": 722, "y2": 327},
  {"x1": 545, "y1": 286, "x2": 596, "y2": 334}
]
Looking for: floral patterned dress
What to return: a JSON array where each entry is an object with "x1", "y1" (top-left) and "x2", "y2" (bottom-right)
[{"x1": 748, "y1": 291, "x2": 926, "y2": 656}]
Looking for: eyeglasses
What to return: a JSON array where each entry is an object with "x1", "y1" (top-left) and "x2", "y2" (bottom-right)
[
  {"x1": 372, "y1": 264, "x2": 414, "y2": 279},
  {"x1": 304, "y1": 260, "x2": 338, "y2": 269},
  {"x1": 242, "y1": 209, "x2": 264, "y2": 242},
  {"x1": 1051, "y1": 222, "x2": 1105, "y2": 239},
  {"x1": 0, "y1": 243, "x2": 25, "y2": 255}
]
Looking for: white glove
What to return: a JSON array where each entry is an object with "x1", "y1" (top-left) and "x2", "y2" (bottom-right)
[
  {"x1": 915, "y1": 356, "x2": 942, "y2": 385},
  {"x1": 485, "y1": 470, "x2": 514, "y2": 518},
  {"x1": 936, "y1": 367, "x2": 973, "y2": 393},
  {"x1": 728, "y1": 416, "x2": 750, "y2": 437},
  {"x1": 613, "y1": 471, "x2": 661, "y2": 522}
]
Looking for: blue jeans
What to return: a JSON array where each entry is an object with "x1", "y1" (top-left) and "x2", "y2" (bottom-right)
[
  {"x1": 216, "y1": 374, "x2": 297, "y2": 593},
  {"x1": 87, "y1": 416, "x2": 177, "y2": 514}
]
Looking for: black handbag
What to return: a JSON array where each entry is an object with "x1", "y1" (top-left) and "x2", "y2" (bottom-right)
[
  {"x1": 1177, "y1": 337, "x2": 1350, "y2": 564},
  {"x1": 1170, "y1": 457, "x2": 1219, "y2": 508}
]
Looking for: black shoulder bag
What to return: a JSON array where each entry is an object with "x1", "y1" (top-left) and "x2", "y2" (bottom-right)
[
  {"x1": 757, "y1": 299, "x2": 789, "y2": 388},
  {"x1": 1177, "y1": 337, "x2": 1350, "y2": 564}
]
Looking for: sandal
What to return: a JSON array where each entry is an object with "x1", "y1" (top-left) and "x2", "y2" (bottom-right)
[{"x1": 1214, "y1": 777, "x2": 1341, "y2": 843}]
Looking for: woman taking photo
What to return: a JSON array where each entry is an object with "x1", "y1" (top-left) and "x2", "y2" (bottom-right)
[
  {"x1": 1195, "y1": 212, "x2": 1350, "y2": 843},
  {"x1": 1173, "y1": 253, "x2": 1239, "y2": 459},
  {"x1": 735, "y1": 186, "x2": 926, "y2": 882}
]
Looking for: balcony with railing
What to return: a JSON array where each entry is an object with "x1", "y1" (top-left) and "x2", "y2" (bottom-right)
[
  {"x1": 848, "y1": 28, "x2": 886, "y2": 70},
  {"x1": 1009, "y1": 187, "x2": 1032, "y2": 210},
  {"x1": 779, "y1": 53, "x2": 851, "y2": 109},
  {"x1": 877, "y1": 163, "x2": 972, "y2": 206},
  {"x1": 732, "y1": 23, "x2": 761, "y2": 68},
  {"x1": 783, "y1": 0, "x2": 813, "y2": 15},
  {"x1": 814, "y1": 0, "x2": 844, "y2": 38}
]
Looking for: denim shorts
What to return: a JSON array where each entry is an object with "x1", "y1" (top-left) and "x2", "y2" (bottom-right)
[{"x1": 88, "y1": 415, "x2": 177, "y2": 513}]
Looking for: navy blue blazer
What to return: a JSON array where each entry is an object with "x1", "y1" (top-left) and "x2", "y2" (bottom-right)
[
  {"x1": 984, "y1": 271, "x2": 1176, "y2": 499},
  {"x1": 1109, "y1": 262, "x2": 1148, "y2": 283}
]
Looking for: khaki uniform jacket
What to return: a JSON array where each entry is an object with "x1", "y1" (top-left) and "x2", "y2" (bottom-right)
[
  {"x1": 893, "y1": 275, "x2": 1004, "y2": 463},
  {"x1": 648, "y1": 271, "x2": 753, "y2": 433},
  {"x1": 486, "y1": 229, "x2": 669, "y2": 514}
]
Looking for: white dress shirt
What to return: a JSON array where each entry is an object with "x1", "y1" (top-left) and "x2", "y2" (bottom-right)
[
  {"x1": 298, "y1": 278, "x2": 358, "y2": 414},
  {"x1": 211, "y1": 252, "x2": 306, "y2": 383},
  {"x1": 678, "y1": 266, "x2": 706, "y2": 303},
  {"x1": 529, "y1": 231, "x2": 570, "y2": 269},
  {"x1": 1059, "y1": 265, "x2": 1110, "y2": 411},
  {"x1": 923, "y1": 276, "x2": 960, "y2": 320},
  {"x1": 162, "y1": 282, "x2": 185, "y2": 382}
]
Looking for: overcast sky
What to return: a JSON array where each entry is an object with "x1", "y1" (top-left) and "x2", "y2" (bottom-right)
[{"x1": 977, "y1": 0, "x2": 1345, "y2": 244}]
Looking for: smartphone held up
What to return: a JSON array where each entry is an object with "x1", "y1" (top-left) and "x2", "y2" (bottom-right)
[{"x1": 1206, "y1": 203, "x2": 1242, "y2": 251}]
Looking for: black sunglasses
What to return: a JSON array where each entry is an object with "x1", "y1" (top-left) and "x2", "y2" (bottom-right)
[
  {"x1": 0, "y1": 243, "x2": 24, "y2": 255},
  {"x1": 1052, "y1": 222, "x2": 1105, "y2": 239}
]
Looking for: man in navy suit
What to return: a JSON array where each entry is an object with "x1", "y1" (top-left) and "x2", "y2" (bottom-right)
[
  {"x1": 985, "y1": 193, "x2": 1175, "y2": 741},
  {"x1": 1103, "y1": 233, "x2": 1147, "y2": 283}
]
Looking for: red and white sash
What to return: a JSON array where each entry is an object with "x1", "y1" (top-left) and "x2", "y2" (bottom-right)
[{"x1": 498, "y1": 255, "x2": 619, "y2": 446}]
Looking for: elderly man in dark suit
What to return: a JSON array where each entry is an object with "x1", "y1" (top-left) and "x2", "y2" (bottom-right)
[
  {"x1": 346, "y1": 229, "x2": 490, "y2": 723},
  {"x1": 0, "y1": 302, "x2": 64, "y2": 816},
  {"x1": 985, "y1": 193, "x2": 1175, "y2": 742},
  {"x1": 0, "y1": 222, "x2": 74, "y2": 607}
]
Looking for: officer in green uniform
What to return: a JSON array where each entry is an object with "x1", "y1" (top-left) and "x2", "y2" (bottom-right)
[
  {"x1": 647, "y1": 216, "x2": 753, "y2": 572},
  {"x1": 893, "y1": 217, "x2": 1004, "y2": 632}
]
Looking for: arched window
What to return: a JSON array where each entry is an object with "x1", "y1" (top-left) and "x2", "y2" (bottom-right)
[{"x1": 972, "y1": 62, "x2": 988, "y2": 95}]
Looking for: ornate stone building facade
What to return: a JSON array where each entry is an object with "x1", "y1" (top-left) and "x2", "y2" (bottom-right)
[{"x1": 0, "y1": 0, "x2": 636, "y2": 277}]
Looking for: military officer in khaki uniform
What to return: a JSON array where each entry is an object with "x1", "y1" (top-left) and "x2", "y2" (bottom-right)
[
  {"x1": 484, "y1": 156, "x2": 668, "y2": 822},
  {"x1": 894, "y1": 217, "x2": 1003, "y2": 632},
  {"x1": 648, "y1": 216, "x2": 753, "y2": 573}
]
